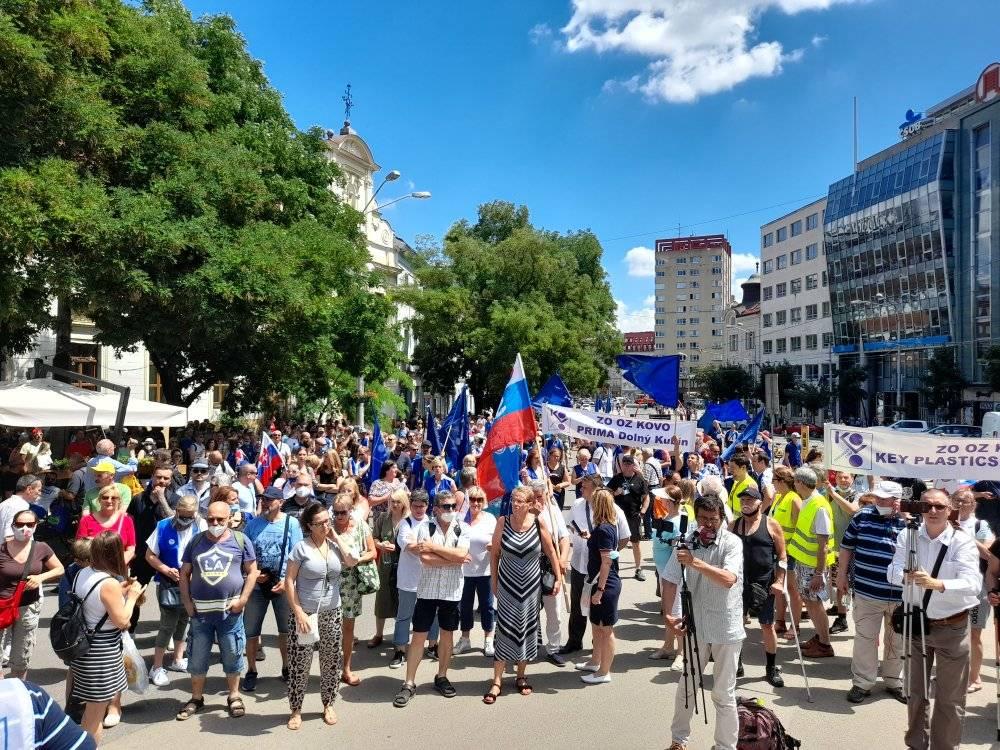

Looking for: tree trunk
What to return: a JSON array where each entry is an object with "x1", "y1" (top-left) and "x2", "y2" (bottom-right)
[{"x1": 52, "y1": 294, "x2": 72, "y2": 380}]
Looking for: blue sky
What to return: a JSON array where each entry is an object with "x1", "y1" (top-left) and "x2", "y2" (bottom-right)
[{"x1": 183, "y1": 0, "x2": 997, "y2": 332}]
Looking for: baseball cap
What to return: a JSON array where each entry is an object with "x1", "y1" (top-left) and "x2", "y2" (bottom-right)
[
  {"x1": 871, "y1": 480, "x2": 903, "y2": 500},
  {"x1": 621, "y1": 454, "x2": 636, "y2": 464},
  {"x1": 190, "y1": 459, "x2": 210, "y2": 470},
  {"x1": 738, "y1": 486, "x2": 762, "y2": 501},
  {"x1": 262, "y1": 486, "x2": 284, "y2": 500},
  {"x1": 91, "y1": 460, "x2": 116, "y2": 473},
  {"x1": 143, "y1": 438, "x2": 155, "y2": 446},
  {"x1": 790, "y1": 432, "x2": 801, "y2": 438}
]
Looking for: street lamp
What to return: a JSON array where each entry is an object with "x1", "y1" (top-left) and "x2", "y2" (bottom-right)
[
  {"x1": 363, "y1": 169, "x2": 400, "y2": 212},
  {"x1": 365, "y1": 191, "x2": 431, "y2": 214}
]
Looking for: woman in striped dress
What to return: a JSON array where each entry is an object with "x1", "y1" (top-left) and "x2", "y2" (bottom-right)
[
  {"x1": 71, "y1": 531, "x2": 143, "y2": 743},
  {"x1": 483, "y1": 487, "x2": 562, "y2": 703}
]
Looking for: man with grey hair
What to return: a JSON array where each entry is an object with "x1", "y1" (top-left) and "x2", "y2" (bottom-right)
[
  {"x1": 531, "y1": 480, "x2": 570, "y2": 665},
  {"x1": 787, "y1": 465, "x2": 835, "y2": 658},
  {"x1": 84, "y1": 437, "x2": 138, "y2": 491},
  {"x1": 0, "y1": 474, "x2": 41, "y2": 539},
  {"x1": 233, "y1": 463, "x2": 260, "y2": 515},
  {"x1": 571, "y1": 448, "x2": 596, "y2": 491}
]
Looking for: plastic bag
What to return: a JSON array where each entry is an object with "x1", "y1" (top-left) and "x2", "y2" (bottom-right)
[{"x1": 121, "y1": 632, "x2": 149, "y2": 695}]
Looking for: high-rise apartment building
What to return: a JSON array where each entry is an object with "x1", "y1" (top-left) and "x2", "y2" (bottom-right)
[{"x1": 653, "y1": 234, "x2": 732, "y2": 393}]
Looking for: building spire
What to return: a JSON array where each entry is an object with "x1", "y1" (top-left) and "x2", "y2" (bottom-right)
[{"x1": 341, "y1": 83, "x2": 354, "y2": 135}]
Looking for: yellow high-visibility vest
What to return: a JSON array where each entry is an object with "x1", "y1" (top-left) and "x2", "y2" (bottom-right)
[
  {"x1": 787, "y1": 493, "x2": 836, "y2": 568},
  {"x1": 727, "y1": 475, "x2": 758, "y2": 515},
  {"x1": 768, "y1": 490, "x2": 800, "y2": 543}
]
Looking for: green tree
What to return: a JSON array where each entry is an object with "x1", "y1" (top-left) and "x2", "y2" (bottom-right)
[
  {"x1": 691, "y1": 365, "x2": 756, "y2": 404},
  {"x1": 836, "y1": 365, "x2": 867, "y2": 418},
  {"x1": 0, "y1": 0, "x2": 405, "y2": 412},
  {"x1": 787, "y1": 381, "x2": 833, "y2": 422},
  {"x1": 982, "y1": 345, "x2": 1000, "y2": 393},
  {"x1": 400, "y1": 202, "x2": 620, "y2": 409},
  {"x1": 923, "y1": 350, "x2": 966, "y2": 420},
  {"x1": 757, "y1": 362, "x2": 799, "y2": 402}
]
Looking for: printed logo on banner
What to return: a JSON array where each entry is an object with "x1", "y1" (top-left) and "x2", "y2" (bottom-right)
[
  {"x1": 551, "y1": 410, "x2": 568, "y2": 432},
  {"x1": 832, "y1": 429, "x2": 873, "y2": 471}
]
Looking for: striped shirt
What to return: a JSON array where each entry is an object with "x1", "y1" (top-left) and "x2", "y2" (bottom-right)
[
  {"x1": 839, "y1": 506, "x2": 906, "y2": 602},
  {"x1": 23, "y1": 680, "x2": 95, "y2": 749}
]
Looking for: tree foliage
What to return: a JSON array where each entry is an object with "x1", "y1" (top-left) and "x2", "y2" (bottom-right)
[
  {"x1": 836, "y1": 365, "x2": 867, "y2": 417},
  {"x1": 787, "y1": 381, "x2": 833, "y2": 421},
  {"x1": 399, "y1": 201, "x2": 620, "y2": 409},
  {"x1": 923, "y1": 350, "x2": 966, "y2": 419},
  {"x1": 0, "y1": 0, "x2": 405, "y2": 412},
  {"x1": 690, "y1": 365, "x2": 756, "y2": 404},
  {"x1": 982, "y1": 345, "x2": 1000, "y2": 393},
  {"x1": 757, "y1": 362, "x2": 799, "y2": 402}
]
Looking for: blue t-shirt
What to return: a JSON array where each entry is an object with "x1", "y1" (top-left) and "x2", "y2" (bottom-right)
[
  {"x1": 181, "y1": 531, "x2": 256, "y2": 619},
  {"x1": 784, "y1": 441, "x2": 802, "y2": 467},
  {"x1": 423, "y1": 475, "x2": 457, "y2": 507},
  {"x1": 244, "y1": 514, "x2": 302, "y2": 579},
  {"x1": 24, "y1": 680, "x2": 95, "y2": 750},
  {"x1": 587, "y1": 523, "x2": 621, "y2": 588}
]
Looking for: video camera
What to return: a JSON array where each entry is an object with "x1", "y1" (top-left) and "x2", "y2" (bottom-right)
[{"x1": 899, "y1": 499, "x2": 959, "y2": 522}]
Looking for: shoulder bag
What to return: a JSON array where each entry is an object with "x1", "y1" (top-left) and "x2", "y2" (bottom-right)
[
  {"x1": 890, "y1": 540, "x2": 948, "y2": 639},
  {"x1": 0, "y1": 539, "x2": 36, "y2": 629},
  {"x1": 350, "y1": 524, "x2": 381, "y2": 596}
]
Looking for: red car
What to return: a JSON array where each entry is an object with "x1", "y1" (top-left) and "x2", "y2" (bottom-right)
[
  {"x1": 634, "y1": 395, "x2": 654, "y2": 406},
  {"x1": 779, "y1": 422, "x2": 824, "y2": 438}
]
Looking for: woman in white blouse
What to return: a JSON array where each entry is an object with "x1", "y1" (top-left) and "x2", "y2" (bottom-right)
[{"x1": 454, "y1": 487, "x2": 497, "y2": 657}]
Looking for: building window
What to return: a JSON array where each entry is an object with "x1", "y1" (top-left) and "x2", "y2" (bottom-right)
[
  {"x1": 775, "y1": 310, "x2": 787, "y2": 325},
  {"x1": 712, "y1": 329, "x2": 723, "y2": 336},
  {"x1": 762, "y1": 286, "x2": 773, "y2": 301},
  {"x1": 805, "y1": 274, "x2": 818, "y2": 290},
  {"x1": 763, "y1": 233, "x2": 774, "y2": 248},
  {"x1": 677, "y1": 342, "x2": 686, "y2": 349},
  {"x1": 745, "y1": 332, "x2": 755, "y2": 350},
  {"x1": 676, "y1": 305, "x2": 687, "y2": 313},
  {"x1": 790, "y1": 278, "x2": 802, "y2": 294},
  {"x1": 822, "y1": 332, "x2": 833, "y2": 347},
  {"x1": 790, "y1": 336, "x2": 802, "y2": 352},
  {"x1": 805, "y1": 364, "x2": 820, "y2": 380},
  {"x1": 712, "y1": 267, "x2": 722, "y2": 275},
  {"x1": 677, "y1": 269, "x2": 686, "y2": 276},
  {"x1": 806, "y1": 213, "x2": 819, "y2": 230},
  {"x1": 790, "y1": 249, "x2": 802, "y2": 265},
  {"x1": 689, "y1": 317, "x2": 700, "y2": 324},
  {"x1": 677, "y1": 318, "x2": 687, "y2": 325},
  {"x1": 677, "y1": 330, "x2": 685, "y2": 338},
  {"x1": 775, "y1": 338, "x2": 787, "y2": 353},
  {"x1": 805, "y1": 304, "x2": 818, "y2": 320},
  {"x1": 806, "y1": 243, "x2": 818, "y2": 260},
  {"x1": 776, "y1": 227, "x2": 788, "y2": 242},
  {"x1": 689, "y1": 342, "x2": 699, "y2": 349},
  {"x1": 690, "y1": 257, "x2": 702, "y2": 264},
  {"x1": 776, "y1": 283, "x2": 787, "y2": 298},
  {"x1": 691, "y1": 293, "x2": 700, "y2": 300},
  {"x1": 729, "y1": 334, "x2": 738, "y2": 352},
  {"x1": 148, "y1": 365, "x2": 163, "y2": 403},
  {"x1": 676, "y1": 257, "x2": 687, "y2": 264},
  {"x1": 690, "y1": 269, "x2": 700, "y2": 276},
  {"x1": 713, "y1": 255, "x2": 723, "y2": 262},
  {"x1": 763, "y1": 340, "x2": 773, "y2": 355},
  {"x1": 762, "y1": 259, "x2": 773, "y2": 274},
  {"x1": 70, "y1": 343, "x2": 100, "y2": 391},
  {"x1": 677, "y1": 282, "x2": 687, "y2": 289},
  {"x1": 212, "y1": 382, "x2": 229, "y2": 410},
  {"x1": 822, "y1": 301, "x2": 831, "y2": 317},
  {"x1": 656, "y1": 271, "x2": 664, "y2": 277},
  {"x1": 790, "y1": 220, "x2": 802, "y2": 237},
  {"x1": 690, "y1": 281, "x2": 700, "y2": 288},
  {"x1": 822, "y1": 270, "x2": 827, "y2": 286},
  {"x1": 690, "y1": 354, "x2": 700, "y2": 362},
  {"x1": 776, "y1": 255, "x2": 787, "y2": 270},
  {"x1": 763, "y1": 313, "x2": 772, "y2": 328},
  {"x1": 790, "y1": 307, "x2": 802, "y2": 323},
  {"x1": 675, "y1": 293, "x2": 688, "y2": 301},
  {"x1": 655, "y1": 318, "x2": 664, "y2": 325},
  {"x1": 805, "y1": 334, "x2": 818, "y2": 350}
]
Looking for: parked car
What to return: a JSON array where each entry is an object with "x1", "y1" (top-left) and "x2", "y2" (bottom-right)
[
  {"x1": 925, "y1": 424, "x2": 982, "y2": 437},
  {"x1": 777, "y1": 422, "x2": 824, "y2": 437},
  {"x1": 982, "y1": 412, "x2": 1000, "y2": 438},
  {"x1": 635, "y1": 395, "x2": 654, "y2": 406},
  {"x1": 887, "y1": 419, "x2": 930, "y2": 433}
]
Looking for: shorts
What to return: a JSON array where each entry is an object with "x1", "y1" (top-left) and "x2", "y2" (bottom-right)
[
  {"x1": 753, "y1": 594, "x2": 776, "y2": 625},
  {"x1": 243, "y1": 586, "x2": 291, "y2": 638},
  {"x1": 971, "y1": 597, "x2": 992, "y2": 630},
  {"x1": 795, "y1": 564, "x2": 829, "y2": 603},
  {"x1": 412, "y1": 598, "x2": 459, "y2": 633},
  {"x1": 625, "y1": 512, "x2": 642, "y2": 543},
  {"x1": 186, "y1": 612, "x2": 246, "y2": 676}
]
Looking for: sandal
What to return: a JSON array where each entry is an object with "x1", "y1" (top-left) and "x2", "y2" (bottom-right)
[
  {"x1": 483, "y1": 680, "x2": 502, "y2": 705},
  {"x1": 393, "y1": 682, "x2": 416, "y2": 708},
  {"x1": 367, "y1": 635, "x2": 383, "y2": 649},
  {"x1": 341, "y1": 673, "x2": 361, "y2": 686},
  {"x1": 322, "y1": 705, "x2": 338, "y2": 725},
  {"x1": 967, "y1": 681, "x2": 983, "y2": 694},
  {"x1": 515, "y1": 677, "x2": 533, "y2": 696},
  {"x1": 226, "y1": 695, "x2": 246, "y2": 718},
  {"x1": 176, "y1": 697, "x2": 204, "y2": 721},
  {"x1": 287, "y1": 713, "x2": 302, "y2": 731}
]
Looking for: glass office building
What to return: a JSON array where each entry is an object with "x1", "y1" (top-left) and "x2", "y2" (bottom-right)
[{"x1": 825, "y1": 66, "x2": 1000, "y2": 423}]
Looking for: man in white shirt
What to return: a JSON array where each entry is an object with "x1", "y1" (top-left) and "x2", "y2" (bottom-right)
[
  {"x1": 531, "y1": 481, "x2": 570, "y2": 666},
  {"x1": 233, "y1": 464, "x2": 260, "y2": 515},
  {"x1": 0, "y1": 475, "x2": 40, "y2": 540},
  {"x1": 591, "y1": 442, "x2": 614, "y2": 482},
  {"x1": 887, "y1": 488, "x2": 982, "y2": 750},
  {"x1": 391, "y1": 491, "x2": 431, "y2": 669},
  {"x1": 561, "y1": 474, "x2": 630, "y2": 655},
  {"x1": 393, "y1": 491, "x2": 470, "y2": 707}
]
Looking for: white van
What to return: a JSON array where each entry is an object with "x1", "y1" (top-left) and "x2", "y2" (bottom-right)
[{"x1": 982, "y1": 411, "x2": 1000, "y2": 438}]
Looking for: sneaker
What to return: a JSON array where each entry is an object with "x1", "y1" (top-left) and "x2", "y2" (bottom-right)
[
  {"x1": 736, "y1": 661, "x2": 744, "y2": 678},
  {"x1": 886, "y1": 686, "x2": 907, "y2": 704},
  {"x1": 801, "y1": 641, "x2": 834, "y2": 658},
  {"x1": 484, "y1": 637, "x2": 495, "y2": 658},
  {"x1": 846, "y1": 685, "x2": 871, "y2": 704},
  {"x1": 581, "y1": 672, "x2": 611, "y2": 685},
  {"x1": 546, "y1": 652, "x2": 567, "y2": 667},
  {"x1": 241, "y1": 671, "x2": 258, "y2": 692},
  {"x1": 574, "y1": 662, "x2": 599, "y2": 672},
  {"x1": 389, "y1": 650, "x2": 406, "y2": 669},
  {"x1": 558, "y1": 643, "x2": 582, "y2": 655},
  {"x1": 150, "y1": 667, "x2": 169, "y2": 687},
  {"x1": 454, "y1": 637, "x2": 471, "y2": 655},
  {"x1": 256, "y1": 646, "x2": 266, "y2": 662},
  {"x1": 829, "y1": 616, "x2": 849, "y2": 635},
  {"x1": 634, "y1": 569, "x2": 646, "y2": 582},
  {"x1": 826, "y1": 605, "x2": 840, "y2": 616},
  {"x1": 424, "y1": 645, "x2": 439, "y2": 661},
  {"x1": 765, "y1": 665, "x2": 784, "y2": 688},
  {"x1": 166, "y1": 657, "x2": 188, "y2": 673}
]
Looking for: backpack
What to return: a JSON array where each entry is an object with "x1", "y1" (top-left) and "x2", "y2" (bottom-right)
[
  {"x1": 49, "y1": 570, "x2": 111, "y2": 665},
  {"x1": 737, "y1": 697, "x2": 801, "y2": 750}
]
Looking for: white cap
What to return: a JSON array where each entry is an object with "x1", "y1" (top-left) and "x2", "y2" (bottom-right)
[
  {"x1": 790, "y1": 432, "x2": 801, "y2": 438},
  {"x1": 871, "y1": 480, "x2": 903, "y2": 499}
]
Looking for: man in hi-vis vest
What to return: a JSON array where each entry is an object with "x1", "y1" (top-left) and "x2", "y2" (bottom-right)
[{"x1": 786, "y1": 466, "x2": 835, "y2": 658}]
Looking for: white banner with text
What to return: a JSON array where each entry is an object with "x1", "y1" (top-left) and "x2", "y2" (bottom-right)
[
  {"x1": 824, "y1": 424, "x2": 1000, "y2": 480},
  {"x1": 541, "y1": 404, "x2": 697, "y2": 451}
]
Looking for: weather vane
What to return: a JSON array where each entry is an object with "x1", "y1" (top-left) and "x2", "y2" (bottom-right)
[{"x1": 342, "y1": 83, "x2": 354, "y2": 122}]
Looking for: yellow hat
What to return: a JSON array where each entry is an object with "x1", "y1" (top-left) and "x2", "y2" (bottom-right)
[{"x1": 92, "y1": 460, "x2": 116, "y2": 473}]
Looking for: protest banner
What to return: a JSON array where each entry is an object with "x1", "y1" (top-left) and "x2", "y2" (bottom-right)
[
  {"x1": 541, "y1": 404, "x2": 697, "y2": 451},
  {"x1": 824, "y1": 423, "x2": 1000, "y2": 481}
]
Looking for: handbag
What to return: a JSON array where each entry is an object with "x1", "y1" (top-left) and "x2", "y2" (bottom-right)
[
  {"x1": 536, "y1": 518, "x2": 557, "y2": 596},
  {"x1": 352, "y1": 526, "x2": 381, "y2": 596},
  {"x1": 0, "y1": 539, "x2": 36, "y2": 630},
  {"x1": 296, "y1": 612, "x2": 320, "y2": 646},
  {"x1": 890, "y1": 540, "x2": 948, "y2": 638},
  {"x1": 157, "y1": 583, "x2": 183, "y2": 610}
]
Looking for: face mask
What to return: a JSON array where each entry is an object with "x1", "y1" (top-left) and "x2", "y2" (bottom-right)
[
  {"x1": 875, "y1": 504, "x2": 894, "y2": 516},
  {"x1": 295, "y1": 487, "x2": 311, "y2": 499},
  {"x1": 440, "y1": 512, "x2": 456, "y2": 523},
  {"x1": 696, "y1": 526, "x2": 717, "y2": 546},
  {"x1": 12, "y1": 526, "x2": 33, "y2": 543},
  {"x1": 207, "y1": 524, "x2": 226, "y2": 538},
  {"x1": 175, "y1": 516, "x2": 195, "y2": 528}
]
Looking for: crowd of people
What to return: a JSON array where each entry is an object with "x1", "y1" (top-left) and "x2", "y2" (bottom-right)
[{"x1": 0, "y1": 415, "x2": 997, "y2": 749}]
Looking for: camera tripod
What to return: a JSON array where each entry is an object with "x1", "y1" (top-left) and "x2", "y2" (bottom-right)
[
  {"x1": 678, "y1": 563, "x2": 708, "y2": 724},
  {"x1": 900, "y1": 518, "x2": 929, "y2": 700}
]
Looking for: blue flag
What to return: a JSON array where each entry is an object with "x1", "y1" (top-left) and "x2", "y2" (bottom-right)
[
  {"x1": 440, "y1": 386, "x2": 471, "y2": 470},
  {"x1": 533, "y1": 373, "x2": 573, "y2": 409},
  {"x1": 368, "y1": 413, "x2": 390, "y2": 491},
  {"x1": 616, "y1": 354, "x2": 680, "y2": 408},
  {"x1": 425, "y1": 406, "x2": 442, "y2": 456},
  {"x1": 603, "y1": 396, "x2": 613, "y2": 413},
  {"x1": 721, "y1": 408, "x2": 765, "y2": 463},
  {"x1": 710, "y1": 400, "x2": 751, "y2": 423}
]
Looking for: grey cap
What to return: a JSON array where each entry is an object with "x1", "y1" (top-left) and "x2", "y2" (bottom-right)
[
  {"x1": 262, "y1": 486, "x2": 284, "y2": 500},
  {"x1": 190, "y1": 459, "x2": 210, "y2": 470}
]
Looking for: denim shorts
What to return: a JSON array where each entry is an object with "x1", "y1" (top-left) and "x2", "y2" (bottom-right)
[
  {"x1": 243, "y1": 586, "x2": 291, "y2": 638},
  {"x1": 186, "y1": 612, "x2": 246, "y2": 676}
]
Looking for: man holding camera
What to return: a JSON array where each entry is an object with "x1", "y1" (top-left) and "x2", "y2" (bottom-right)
[
  {"x1": 887, "y1": 488, "x2": 981, "y2": 750},
  {"x1": 662, "y1": 493, "x2": 745, "y2": 750}
]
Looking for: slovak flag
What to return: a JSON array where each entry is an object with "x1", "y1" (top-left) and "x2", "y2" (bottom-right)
[
  {"x1": 478, "y1": 354, "x2": 537, "y2": 501},
  {"x1": 257, "y1": 431, "x2": 285, "y2": 487}
]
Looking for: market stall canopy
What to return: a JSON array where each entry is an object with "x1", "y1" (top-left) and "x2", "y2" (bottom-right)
[{"x1": 0, "y1": 379, "x2": 188, "y2": 427}]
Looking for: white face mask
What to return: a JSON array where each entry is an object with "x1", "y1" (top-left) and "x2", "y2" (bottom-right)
[
  {"x1": 875, "y1": 504, "x2": 894, "y2": 516},
  {"x1": 12, "y1": 526, "x2": 33, "y2": 543},
  {"x1": 439, "y1": 512, "x2": 456, "y2": 524},
  {"x1": 207, "y1": 524, "x2": 226, "y2": 538},
  {"x1": 295, "y1": 486, "x2": 311, "y2": 499}
]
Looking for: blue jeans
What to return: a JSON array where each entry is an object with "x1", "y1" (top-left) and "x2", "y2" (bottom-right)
[
  {"x1": 460, "y1": 575, "x2": 495, "y2": 633},
  {"x1": 243, "y1": 586, "x2": 291, "y2": 638},
  {"x1": 393, "y1": 589, "x2": 439, "y2": 648},
  {"x1": 187, "y1": 612, "x2": 246, "y2": 676}
]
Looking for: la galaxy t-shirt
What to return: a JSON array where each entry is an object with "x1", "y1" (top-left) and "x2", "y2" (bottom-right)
[{"x1": 182, "y1": 531, "x2": 256, "y2": 619}]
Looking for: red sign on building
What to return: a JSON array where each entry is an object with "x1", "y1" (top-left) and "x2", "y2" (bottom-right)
[
  {"x1": 976, "y1": 63, "x2": 1000, "y2": 104},
  {"x1": 624, "y1": 331, "x2": 654, "y2": 352},
  {"x1": 655, "y1": 234, "x2": 732, "y2": 255}
]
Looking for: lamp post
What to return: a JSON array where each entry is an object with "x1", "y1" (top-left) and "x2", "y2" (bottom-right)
[
  {"x1": 363, "y1": 169, "x2": 400, "y2": 212},
  {"x1": 365, "y1": 191, "x2": 431, "y2": 214}
]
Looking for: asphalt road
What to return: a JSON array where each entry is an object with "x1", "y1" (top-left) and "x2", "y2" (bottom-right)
[{"x1": 22, "y1": 537, "x2": 999, "y2": 750}]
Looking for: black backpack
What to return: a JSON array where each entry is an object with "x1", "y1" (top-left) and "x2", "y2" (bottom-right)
[{"x1": 50, "y1": 571, "x2": 111, "y2": 665}]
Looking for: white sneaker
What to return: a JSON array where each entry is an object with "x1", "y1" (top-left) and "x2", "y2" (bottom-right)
[
  {"x1": 581, "y1": 672, "x2": 611, "y2": 684},
  {"x1": 574, "y1": 662, "x2": 599, "y2": 672},
  {"x1": 150, "y1": 667, "x2": 169, "y2": 687},
  {"x1": 483, "y1": 637, "x2": 495, "y2": 658},
  {"x1": 454, "y1": 637, "x2": 471, "y2": 655},
  {"x1": 166, "y1": 657, "x2": 188, "y2": 673}
]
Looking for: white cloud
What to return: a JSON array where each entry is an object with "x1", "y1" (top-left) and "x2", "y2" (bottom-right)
[
  {"x1": 624, "y1": 245, "x2": 655, "y2": 277},
  {"x1": 529, "y1": 23, "x2": 553, "y2": 44},
  {"x1": 730, "y1": 251, "x2": 759, "y2": 300},
  {"x1": 616, "y1": 298, "x2": 655, "y2": 332},
  {"x1": 643, "y1": 294, "x2": 656, "y2": 307},
  {"x1": 560, "y1": 0, "x2": 859, "y2": 103},
  {"x1": 811, "y1": 33, "x2": 828, "y2": 47}
]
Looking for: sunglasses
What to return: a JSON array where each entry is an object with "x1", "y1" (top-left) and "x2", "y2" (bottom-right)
[
  {"x1": 438, "y1": 504, "x2": 457, "y2": 511},
  {"x1": 924, "y1": 503, "x2": 951, "y2": 512},
  {"x1": 192, "y1": 468, "x2": 209, "y2": 474},
  {"x1": 310, "y1": 518, "x2": 331, "y2": 526},
  {"x1": 333, "y1": 510, "x2": 349, "y2": 517},
  {"x1": 99, "y1": 495, "x2": 120, "y2": 501},
  {"x1": 13, "y1": 521, "x2": 36, "y2": 529}
]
